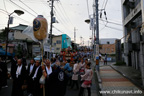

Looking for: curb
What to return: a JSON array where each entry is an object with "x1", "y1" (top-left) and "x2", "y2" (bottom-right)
[
  {"x1": 91, "y1": 60, "x2": 102, "y2": 96},
  {"x1": 110, "y1": 65, "x2": 144, "y2": 91},
  {"x1": 95, "y1": 71, "x2": 102, "y2": 89}
]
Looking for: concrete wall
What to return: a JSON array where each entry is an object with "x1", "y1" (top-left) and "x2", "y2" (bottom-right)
[
  {"x1": 122, "y1": 0, "x2": 144, "y2": 86},
  {"x1": 99, "y1": 44, "x2": 115, "y2": 54},
  {"x1": 52, "y1": 35, "x2": 62, "y2": 53},
  {"x1": 99, "y1": 38, "x2": 117, "y2": 44}
]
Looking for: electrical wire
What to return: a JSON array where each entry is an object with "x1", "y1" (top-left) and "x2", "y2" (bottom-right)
[
  {"x1": 99, "y1": 22, "x2": 122, "y2": 31},
  {"x1": 56, "y1": 6, "x2": 71, "y2": 27},
  {"x1": 53, "y1": 26, "x2": 74, "y2": 39},
  {"x1": 56, "y1": 1, "x2": 74, "y2": 28},
  {"x1": 102, "y1": 22, "x2": 144, "y2": 49},
  {"x1": 3, "y1": 0, "x2": 8, "y2": 14},
  {"x1": 9, "y1": 0, "x2": 36, "y2": 17},
  {"x1": 105, "y1": 25, "x2": 122, "y2": 31},
  {"x1": 0, "y1": 10, "x2": 31, "y2": 24},
  {"x1": 99, "y1": 19, "x2": 122, "y2": 26},
  {"x1": 53, "y1": 25, "x2": 65, "y2": 34},
  {"x1": 101, "y1": 0, "x2": 106, "y2": 9},
  {"x1": 19, "y1": 0, "x2": 38, "y2": 15},
  {"x1": 103, "y1": 0, "x2": 108, "y2": 10},
  {"x1": 58, "y1": 1, "x2": 74, "y2": 26},
  {"x1": 86, "y1": 0, "x2": 90, "y2": 17},
  {"x1": 54, "y1": 7, "x2": 74, "y2": 33},
  {"x1": 58, "y1": 1, "x2": 83, "y2": 38}
]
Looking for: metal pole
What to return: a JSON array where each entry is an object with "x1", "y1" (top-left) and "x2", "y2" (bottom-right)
[
  {"x1": 95, "y1": 0, "x2": 99, "y2": 55},
  {"x1": 93, "y1": 2, "x2": 96, "y2": 60},
  {"x1": 95, "y1": 0, "x2": 99, "y2": 70},
  {"x1": 5, "y1": 15, "x2": 11, "y2": 63},
  {"x1": 74, "y1": 27, "x2": 76, "y2": 43},
  {"x1": 49, "y1": 0, "x2": 54, "y2": 60}
]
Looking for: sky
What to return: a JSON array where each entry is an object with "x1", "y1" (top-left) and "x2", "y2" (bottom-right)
[{"x1": 0, "y1": 0, "x2": 123, "y2": 45}]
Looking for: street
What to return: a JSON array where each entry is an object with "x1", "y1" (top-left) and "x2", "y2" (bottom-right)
[
  {"x1": 0, "y1": 79, "x2": 79, "y2": 96},
  {"x1": 0, "y1": 59, "x2": 100, "y2": 96},
  {"x1": 1, "y1": 0, "x2": 144, "y2": 96}
]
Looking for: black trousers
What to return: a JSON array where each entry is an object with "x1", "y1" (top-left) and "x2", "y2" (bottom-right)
[
  {"x1": 78, "y1": 87, "x2": 91, "y2": 96},
  {"x1": 71, "y1": 80, "x2": 79, "y2": 89},
  {"x1": 104, "y1": 60, "x2": 107, "y2": 65},
  {"x1": 68, "y1": 76, "x2": 72, "y2": 86}
]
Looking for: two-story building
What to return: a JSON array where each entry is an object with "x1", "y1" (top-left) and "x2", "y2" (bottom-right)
[{"x1": 52, "y1": 34, "x2": 72, "y2": 53}]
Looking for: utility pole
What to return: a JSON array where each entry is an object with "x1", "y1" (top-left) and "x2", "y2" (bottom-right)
[
  {"x1": 94, "y1": 0, "x2": 100, "y2": 72},
  {"x1": 49, "y1": 0, "x2": 54, "y2": 59},
  {"x1": 88, "y1": 41, "x2": 89, "y2": 47},
  {"x1": 80, "y1": 36, "x2": 82, "y2": 46},
  {"x1": 95, "y1": 0, "x2": 99, "y2": 58},
  {"x1": 74, "y1": 27, "x2": 77, "y2": 43}
]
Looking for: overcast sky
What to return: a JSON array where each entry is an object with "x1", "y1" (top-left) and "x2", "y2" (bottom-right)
[{"x1": 0, "y1": 0, "x2": 123, "y2": 45}]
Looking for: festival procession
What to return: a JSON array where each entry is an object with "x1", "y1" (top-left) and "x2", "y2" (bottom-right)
[
  {"x1": 0, "y1": 10, "x2": 95, "y2": 96},
  {"x1": 1, "y1": 0, "x2": 144, "y2": 96}
]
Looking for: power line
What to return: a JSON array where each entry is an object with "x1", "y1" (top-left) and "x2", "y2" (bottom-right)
[
  {"x1": 56, "y1": 2, "x2": 74, "y2": 28},
  {"x1": 101, "y1": 0, "x2": 106, "y2": 9},
  {"x1": 19, "y1": 0, "x2": 38, "y2": 15},
  {"x1": 53, "y1": 25, "x2": 65, "y2": 34},
  {"x1": 54, "y1": 5, "x2": 72, "y2": 28},
  {"x1": 99, "y1": 19, "x2": 122, "y2": 26},
  {"x1": 58, "y1": 1, "x2": 75, "y2": 27},
  {"x1": 103, "y1": 0, "x2": 108, "y2": 10},
  {"x1": 3, "y1": 0, "x2": 8, "y2": 14},
  {"x1": 105, "y1": 25, "x2": 122, "y2": 31},
  {"x1": 102, "y1": 22, "x2": 144, "y2": 49},
  {"x1": 9, "y1": 0, "x2": 36, "y2": 17},
  {"x1": 0, "y1": 8, "x2": 31, "y2": 24},
  {"x1": 52, "y1": 9, "x2": 74, "y2": 35},
  {"x1": 86, "y1": 0, "x2": 90, "y2": 17},
  {"x1": 54, "y1": 7, "x2": 74, "y2": 33},
  {"x1": 100, "y1": 22, "x2": 122, "y2": 31},
  {"x1": 53, "y1": 26, "x2": 74, "y2": 39}
]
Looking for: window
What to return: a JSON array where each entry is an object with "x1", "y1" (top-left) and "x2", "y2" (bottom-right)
[
  {"x1": 56, "y1": 48, "x2": 60, "y2": 50},
  {"x1": 111, "y1": 48, "x2": 114, "y2": 52},
  {"x1": 56, "y1": 40, "x2": 61, "y2": 44},
  {"x1": 53, "y1": 43, "x2": 56, "y2": 46}
]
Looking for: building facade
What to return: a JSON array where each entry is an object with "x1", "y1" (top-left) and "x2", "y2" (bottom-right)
[
  {"x1": 52, "y1": 34, "x2": 72, "y2": 53},
  {"x1": 121, "y1": 0, "x2": 144, "y2": 85},
  {"x1": 99, "y1": 38, "x2": 116, "y2": 54},
  {"x1": 8, "y1": 24, "x2": 39, "y2": 57}
]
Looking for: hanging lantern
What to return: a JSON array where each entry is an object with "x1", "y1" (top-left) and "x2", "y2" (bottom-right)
[{"x1": 33, "y1": 15, "x2": 48, "y2": 40}]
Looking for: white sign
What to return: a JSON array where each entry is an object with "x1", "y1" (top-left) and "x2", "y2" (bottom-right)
[
  {"x1": 52, "y1": 47, "x2": 54, "y2": 53},
  {"x1": 44, "y1": 45, "x2": 50, "y2": 52},
  {"x1": 33, "y1": 47, "x2": 40, "y2": 52},
  {"x1": 96, "y1": 44, "x2": 99, "y2": 56}
]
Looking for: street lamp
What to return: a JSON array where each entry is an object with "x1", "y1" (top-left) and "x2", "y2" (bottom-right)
[
  {"x1": 5, "y1": 10, "x2": 24, "y2": 63},
  {"x1": 85, "y1": 19, "x2": 90, "y2": 24}
]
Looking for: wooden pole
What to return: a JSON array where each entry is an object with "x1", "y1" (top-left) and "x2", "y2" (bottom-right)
[{"x1": 41, "y1": 41, "x2": 45, "y2": 96}]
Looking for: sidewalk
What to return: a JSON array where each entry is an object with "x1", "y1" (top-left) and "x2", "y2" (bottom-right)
[
  {"x1": 99, "y1": 64, "x2": 144, "y2": 96},
  {"x1": 111, "y1": 64, "x2": 144, "y2": 90}
]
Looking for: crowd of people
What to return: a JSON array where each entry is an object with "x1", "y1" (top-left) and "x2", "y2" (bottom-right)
[{"x1": 0, "y1": 49, "x2": 94, "y2": 96}]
